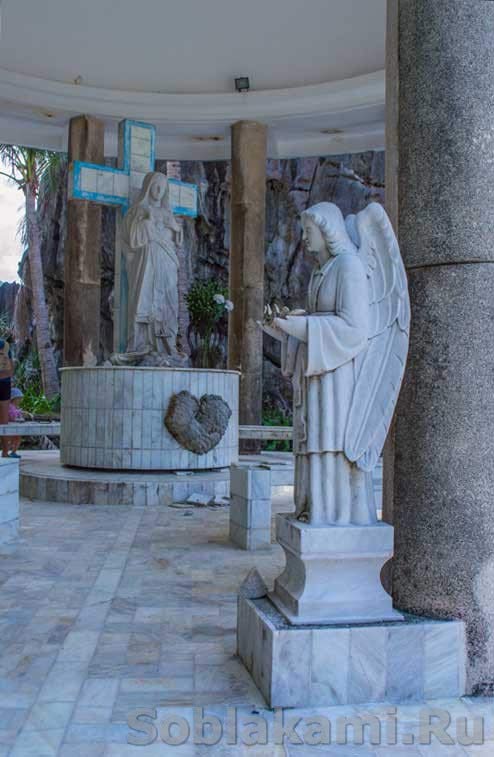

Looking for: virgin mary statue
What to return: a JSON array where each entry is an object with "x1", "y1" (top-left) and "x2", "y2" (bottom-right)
[
  {"x1": 264, "y1": 202, "x2": 410, "y2": 526},
  {"x1": 122, "y1": 172, "x2": 182, "y2": 357}
]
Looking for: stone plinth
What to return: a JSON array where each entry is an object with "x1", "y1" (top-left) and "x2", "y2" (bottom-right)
[
  {"x1": 60, "y1": 367, "x2": 239, "y2": 470},
  {"x1": 0, "y1": 457, "x2": 19, "y2": 543},
  {"x1": 238, "y1": 596, "x2": 466, "y2": 708},
  {"x1": 271, "y1": 517, "x2": 401, "y2": 625},
  {"x1": 229, "y1": 464, "x2": 271, "y2": 550}
]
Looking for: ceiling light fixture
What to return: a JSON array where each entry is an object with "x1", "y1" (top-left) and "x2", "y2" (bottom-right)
[
  {"x1": 235, "y1": 77, "x2": 250, "y2": 93},
  {"x1": 193, "y1": 136, "x2": 224, "y2": 142},
  {"x1": 321, "y1": 128, "x2": 344, "y2": 135}
]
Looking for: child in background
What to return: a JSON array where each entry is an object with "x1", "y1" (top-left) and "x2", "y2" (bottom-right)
[{"x1": 8, "y1": 387, "x2": 25, "y2": 459}]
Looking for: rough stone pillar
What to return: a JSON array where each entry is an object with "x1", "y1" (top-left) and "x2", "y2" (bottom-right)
[
  {"x1": 64, "y1": 115, "x2": 104, "y2": 366},
  {"x1": 166, "y1": 161, "x2": 191, "y2": 358},
  {"x1": 228, "y1": 121, "x2": 267, "y2": 451},
  {"x1": 389, "y1": 0, "x2": 494, "y2": 694}
]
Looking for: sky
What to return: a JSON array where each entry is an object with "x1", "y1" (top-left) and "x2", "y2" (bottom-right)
[{"x1": 0, "y1": 170, "x2": 23, "y2": 283}]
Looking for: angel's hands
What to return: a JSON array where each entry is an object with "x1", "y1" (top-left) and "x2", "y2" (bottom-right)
[
  {"x1": 274, "y1": 315, "x2": 307, "y2": 342},
  {"x1": 258, "y1": 320, "x2": 285, "y2": 342}
]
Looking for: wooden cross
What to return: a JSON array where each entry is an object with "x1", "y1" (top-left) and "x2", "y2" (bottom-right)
[{"x1": 68, "y1": 118, "x2": 198, "y2": 352}]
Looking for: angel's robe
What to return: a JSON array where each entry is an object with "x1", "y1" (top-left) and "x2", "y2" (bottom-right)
[
  {"x1": 123, "y1": 205, "x2": 179, "y2": 355},
  {"x1": 282, "y1": 252, "x2": 377, "y2": 525}
]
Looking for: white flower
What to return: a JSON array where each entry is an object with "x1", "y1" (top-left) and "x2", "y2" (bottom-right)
[
  {"x1": 225, "y1": 300, "x2": 234, "y2": 312},
  {"x1": 213, "y1": 294, "x2": 225, "y2": 305}
]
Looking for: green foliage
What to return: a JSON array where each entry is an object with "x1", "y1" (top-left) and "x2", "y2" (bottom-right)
[
  {"x1": 0, "y1": 144, "x2": 63, "y2": 197},
  {"x1": 186, "y1": 280, "x2": 229, "y2": 333},
  {"x1": 262, "y1": 404, "x2": 292, "y2": 452},
  {"x1": 186, "y1": 279, "x2": 231, "y2": 367},
  {"x1": 19, "y1": 385, "x2": 60, "y2": 417},
  {"x1": 14, "y1": 352, "x2": 60, "y2": 417}
]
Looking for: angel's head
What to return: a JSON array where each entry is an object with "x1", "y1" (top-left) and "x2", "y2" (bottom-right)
[{"x1": 301, "y1": 202, "x2": 357, "y2": 265}]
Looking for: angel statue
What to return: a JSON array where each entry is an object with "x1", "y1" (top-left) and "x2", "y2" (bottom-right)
[
  {"x1": 263, "y1": 202, "x2": 410, "y2": 526},
  {"x1": 121, "y1": 171, "x2": 183, "y2": 361}
]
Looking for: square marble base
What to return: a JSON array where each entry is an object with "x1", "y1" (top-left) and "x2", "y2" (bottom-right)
[
  {"x1": 238, "y1": 595, "x2": 466, "y2": 708},
  {"x1": 229, "y1": 464, "x2": 272, "y2": 550},
  {"x1": 0, "y1": 457, "x2": 19, "y2": 544},
  {"x1": 272, "y1": 516, "x2": 402, "y2": 624}
]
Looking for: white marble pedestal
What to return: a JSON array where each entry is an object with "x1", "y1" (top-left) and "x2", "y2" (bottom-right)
[
  {"x1": 238, "y1": 596, "x2": 466, "y2": 707},
  {"x1": 0, "y1": 457, "x2": 19, "y2": 543},
  {"x1": 271, "y1": 516, "x2": 402, "y2": 625},
  {"x1": 229, "y1": 464, "x2": 272, "y2": 550},
  {"x1": 238, "y1": 514, "x2": 467, "y2": 706}
]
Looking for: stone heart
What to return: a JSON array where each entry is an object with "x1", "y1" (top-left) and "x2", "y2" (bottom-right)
[{"x1": 165, "y1": 391, "x2": 232, "y2": 455}]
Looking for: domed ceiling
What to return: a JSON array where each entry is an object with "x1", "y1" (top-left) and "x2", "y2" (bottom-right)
[{"x1": 0, "y1": 0, "x2": 386, "y2": 158}]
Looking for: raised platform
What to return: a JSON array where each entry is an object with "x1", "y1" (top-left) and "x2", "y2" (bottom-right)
[
  {"x1": 60, "y1": 366, "x2": 239, "y2": 471},
  {"x1": 238, "y1": 594, "x2": 467, "y2": 707},
  {"x1": 19, "y1": 450, "x2": 295, "y2": 505}
]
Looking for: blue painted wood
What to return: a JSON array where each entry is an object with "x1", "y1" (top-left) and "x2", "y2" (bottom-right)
[{"x1": 70, "y1": 119, "x2": 198, "y2": 217}]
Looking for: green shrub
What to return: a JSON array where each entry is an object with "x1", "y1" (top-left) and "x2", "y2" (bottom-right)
[
  {"x1": 186, "y1": 280, "x2": 232, "y2": 367},
  {"x1": 14, "y1": 351, "x2": 60, "y2": 417},
  {"x1": 262, "y1": 404, "x2": 292, "y2": 452}
]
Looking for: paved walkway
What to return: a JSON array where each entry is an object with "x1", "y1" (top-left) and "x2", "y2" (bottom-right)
[{"x1": 0, "y1": 495, "x2": 490, "y2": 756}]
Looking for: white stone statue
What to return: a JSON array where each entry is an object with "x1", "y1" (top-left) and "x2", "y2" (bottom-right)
[
  {"x1": 122, "y1": 171, "x2": 183, "y2": 359},
  {"x1": 264, "y1": 202, "x2": 410, "y2": 526}
]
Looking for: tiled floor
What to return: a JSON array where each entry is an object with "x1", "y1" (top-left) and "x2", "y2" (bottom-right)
[{"x1": 0, "y1": 493, "x2": 491, "y2": 756}]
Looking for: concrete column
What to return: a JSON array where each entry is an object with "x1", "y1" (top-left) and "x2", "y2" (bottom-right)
[
  {"x1": 166, "y1": 161, "x2": 191, "y2": 358},
  {"x1": 228, "y1": 121, "x2": 267, "y2": 450},
  {"x1": 64, "y1": 115, "x2": 104, "y2": 366},
  {"x1": 389, "y1": 0, "x2": 494, "y2": 693}
]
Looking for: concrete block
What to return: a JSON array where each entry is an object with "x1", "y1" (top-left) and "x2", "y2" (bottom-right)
[
  {"x1": 229, "y1": 522, "x2": 271, "y2": 551},
  {"x1": 230, "y1": 494, "x2": 271, "y2": 530},
  {"x1": 230, "y1": 464, "x2": 271, "y2": 499},
  {"x1": 0, "y1": 457, "x2": 19, "y2": 543}
]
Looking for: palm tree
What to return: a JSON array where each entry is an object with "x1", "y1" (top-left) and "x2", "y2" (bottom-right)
[{"x1": 0, "y1": 145, "x2": 61, "y2": 398}]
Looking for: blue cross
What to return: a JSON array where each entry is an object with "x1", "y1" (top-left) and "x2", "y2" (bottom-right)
[{"x1": 68, "y1": 119, "x2": 198, "y2": 217}]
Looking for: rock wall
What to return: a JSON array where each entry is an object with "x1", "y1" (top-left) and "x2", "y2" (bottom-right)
[
  {"x1": 19, "y1": 151, "x2": 385, "y2": 413},
  {"x1": 0, "y1": 281, "x2": 19, "y2": 324}
]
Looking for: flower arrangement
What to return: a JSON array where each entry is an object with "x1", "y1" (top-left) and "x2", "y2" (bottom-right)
[{"x1": 186, "y1": 280, "x2": 234, "y2": 367}]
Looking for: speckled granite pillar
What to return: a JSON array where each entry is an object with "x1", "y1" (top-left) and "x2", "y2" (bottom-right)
[{"x1": 390, "y1": 0, "x2": 494, "y2": 694}]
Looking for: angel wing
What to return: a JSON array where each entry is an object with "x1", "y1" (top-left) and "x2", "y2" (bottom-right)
[{"x1": 344, "y1": 203, "x2": 410, "y2": 472}]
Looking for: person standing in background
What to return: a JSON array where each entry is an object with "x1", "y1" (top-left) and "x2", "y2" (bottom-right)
[
  {"x1": 0, "y1": 335, "x2": 14, "y2": 458},
  {"x1": 7, "y1": 387, "x2": 25, "y2": 459}
]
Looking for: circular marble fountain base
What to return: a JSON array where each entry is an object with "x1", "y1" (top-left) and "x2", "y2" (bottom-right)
[
  {"x1": 60, "y1": 367, "x2": 239, "y2": 471},
  {"x1": 19, "y1": 451, "x2": 295, "y2": 506}
]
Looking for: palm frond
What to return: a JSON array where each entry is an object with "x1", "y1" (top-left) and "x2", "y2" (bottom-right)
[{"x1": 0, "y1": 144, "x2": 65, "y2": 195}]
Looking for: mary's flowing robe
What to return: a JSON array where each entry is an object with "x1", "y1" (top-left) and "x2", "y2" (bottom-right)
[
  {"x1": 282, "y1": 252, "x2": 376, "y2": 525},
  {"x1": 124, "y1": 206, "x2": 179, "y2": 355}
]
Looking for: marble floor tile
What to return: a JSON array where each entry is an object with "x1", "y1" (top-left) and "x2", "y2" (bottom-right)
[
  {"x1": 0, "y1": 495, "x2": 488, "y2": 756},
  {"x1": 9, "y1": 728, "x2": 65, "y2": 756},
  {"x1": 23, "y1": 701, "x2": 74, "y2": 731}
]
